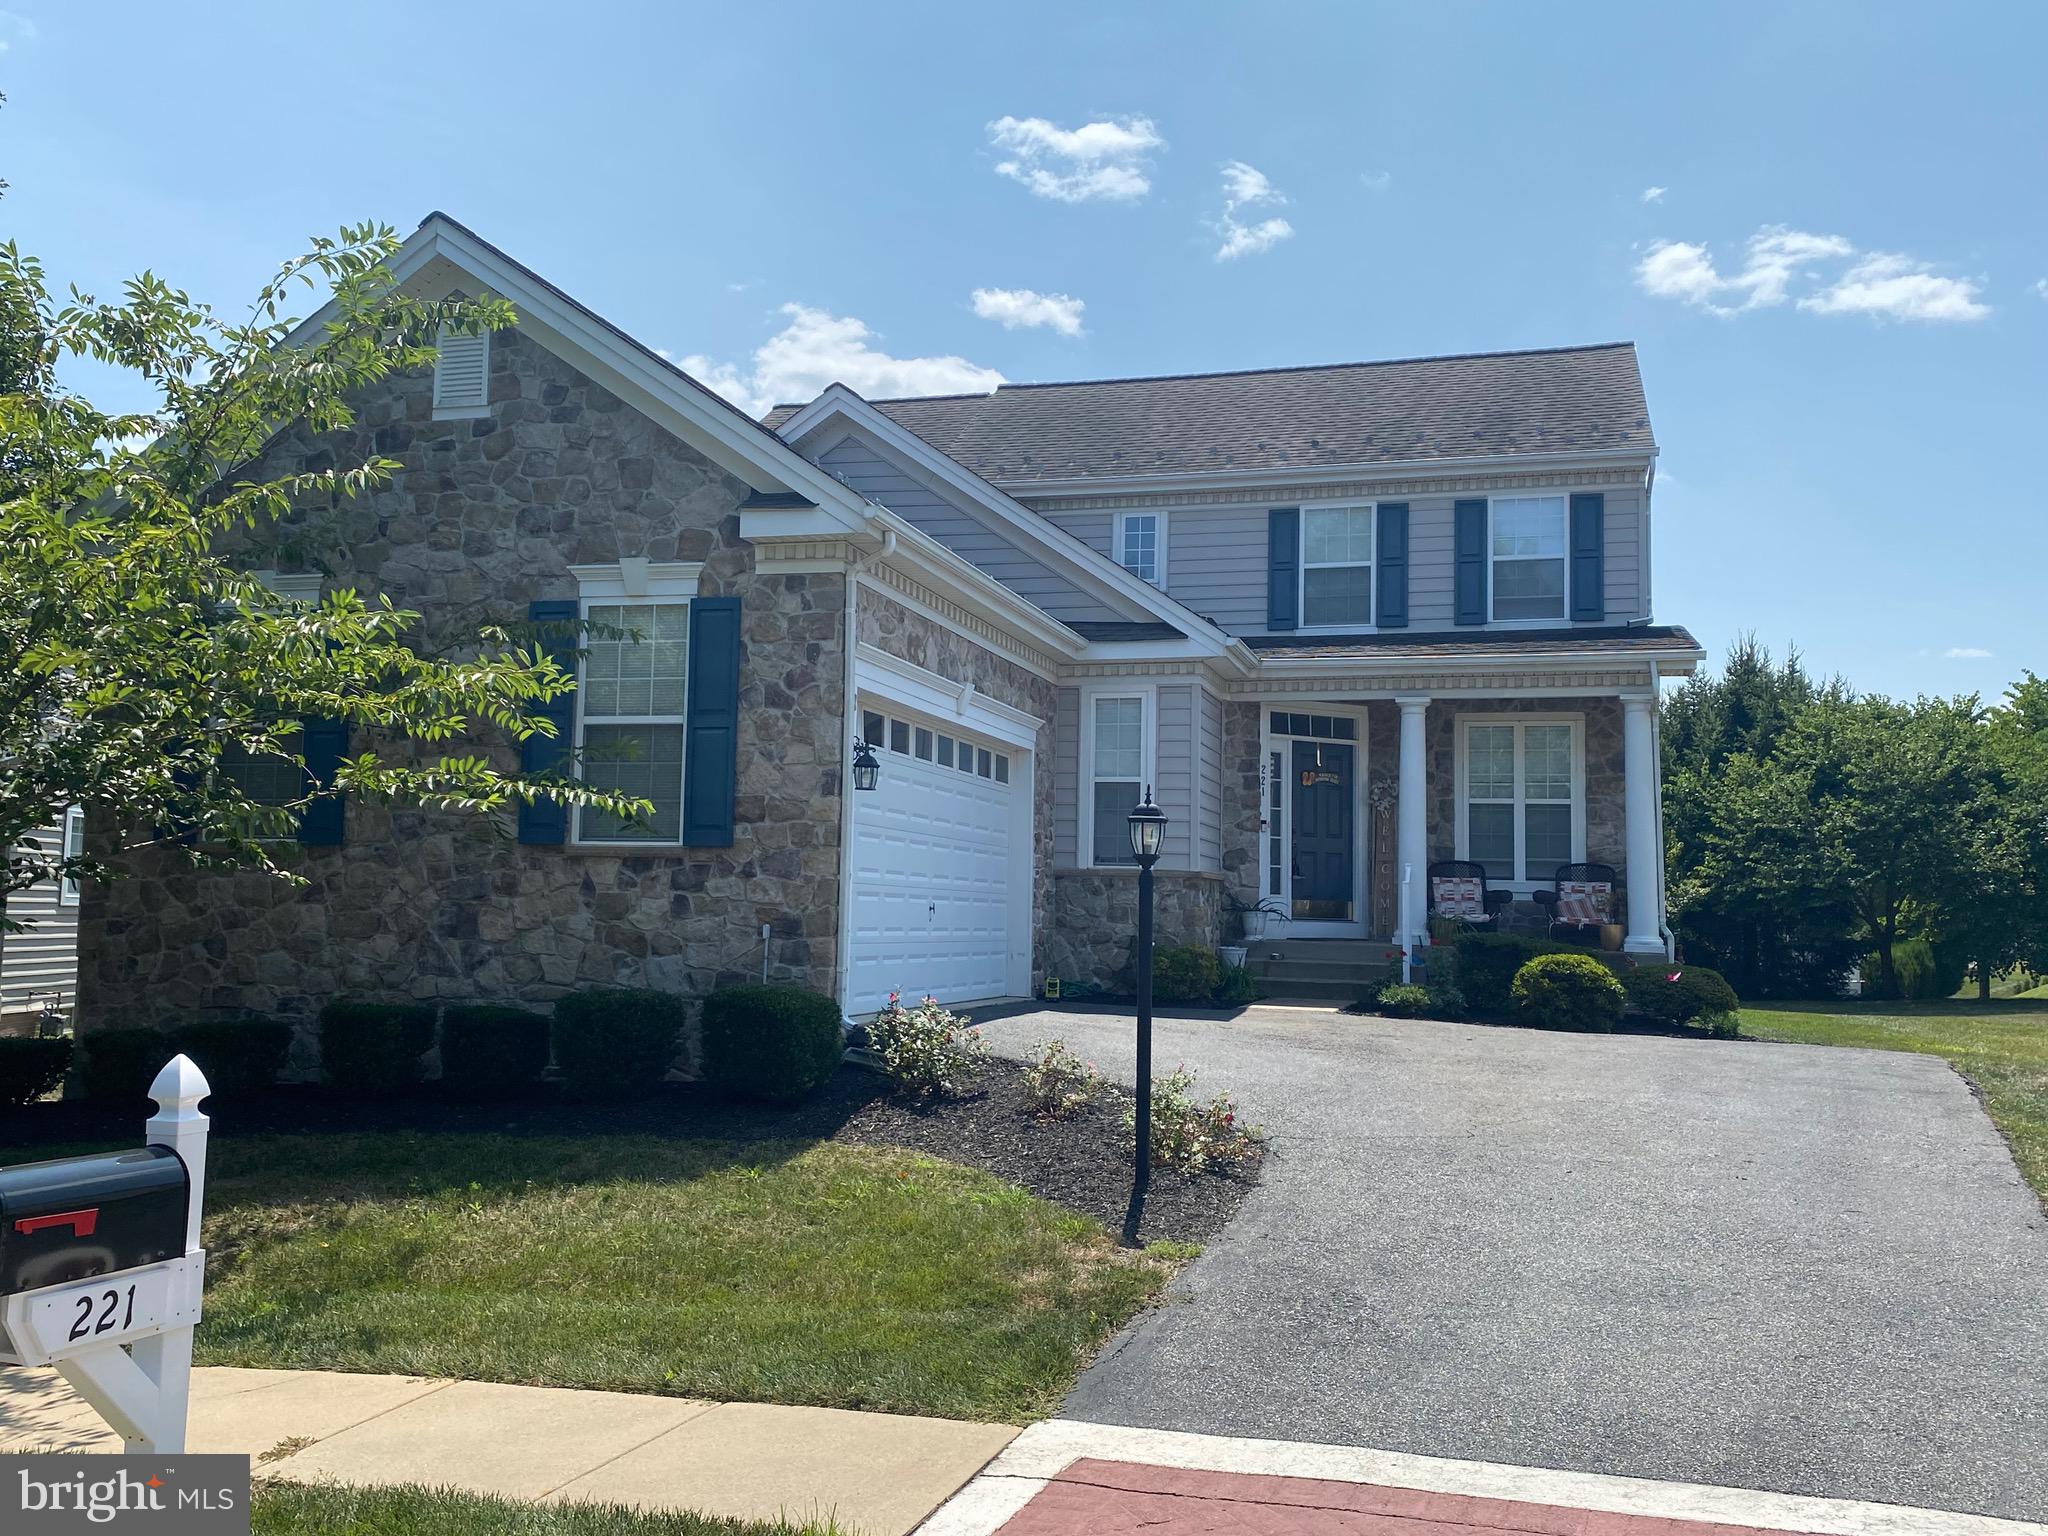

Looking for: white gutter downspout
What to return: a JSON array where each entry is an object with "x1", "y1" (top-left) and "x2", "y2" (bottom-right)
[
  {"x1": 834, "y1": 528, "x2": 896, "y2": 1026},
  {"x1": 1653, "y1": 697, "x2": 1675, "y2": 963}
]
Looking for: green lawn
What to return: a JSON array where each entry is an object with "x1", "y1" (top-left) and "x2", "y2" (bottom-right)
[
  {"x1": 189, "y1": 1133, "x2": 1177, "y2": 1423},
  {"x1": 254, "y1": 1482, "x2": 843, "y2": 1536},
  {"x1": 1741, "y1": 999, "x2": 2048, "y2": 1201}
]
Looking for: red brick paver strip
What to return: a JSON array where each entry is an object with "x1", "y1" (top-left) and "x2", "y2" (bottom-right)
[{"x1": 994, "y1": 1459, "x2": 1828, "y2": 1536}]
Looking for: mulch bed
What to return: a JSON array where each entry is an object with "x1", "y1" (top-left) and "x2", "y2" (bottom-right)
[{"x1": 1, "y1": 1059, "x2": 1260, "y2": 1246}]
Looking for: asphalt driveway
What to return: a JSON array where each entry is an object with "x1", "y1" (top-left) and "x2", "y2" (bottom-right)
[{"x1": 975, "y1": 1006, "x2": 2048, "y2": 1523}]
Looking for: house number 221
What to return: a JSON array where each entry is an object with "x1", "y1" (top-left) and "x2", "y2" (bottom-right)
[{"x1": 69, "y1": 1284, "x2": 137, "y2": 1341}]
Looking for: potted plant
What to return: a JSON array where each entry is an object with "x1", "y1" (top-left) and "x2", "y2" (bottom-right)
[{"x1": 1227, "y1": 894, "x2": 1288, "y2": 944}]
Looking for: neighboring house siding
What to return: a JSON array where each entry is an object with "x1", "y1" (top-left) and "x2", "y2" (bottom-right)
[
  {"x1": 1, "y1": 820, "x2": 79, "y2": 1016},
  {"x1": 1029, "y1": 478, "x2": 1649, "y2": 635},
  {"x1": 815, "y1": 435, "x2": 1123, "y2": 625},
  {"x1": 1197, "y1": 689, "x2": 1224, "y2": 873}
]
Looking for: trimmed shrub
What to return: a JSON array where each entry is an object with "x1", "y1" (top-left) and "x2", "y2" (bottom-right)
[
  {"x1": 1452, "y1": 932, "x2": 1624, "y2": 1017},
  {"x1": 1150, "y1": 944, "x2": 1222, "y2": 1006},
  {"x1": 440, "y1": 1005, "x2": 551, "y2": 1098},
  {"x1": 176, "y1": 1017, "x2": 292, "y2": 1098},
  {"x1": 1621, "y1": 966, "x2": 1741, "y2": 1028},
  {"x1": 1512, "y1": 953, "x2": 1627, "y2": 1032},
  {"x1": 700, "y1": 984, "x2": 844, "y2": 1103},
  {"x1": 0, "y1": 1037, "x2": 74, "y2": 1107},
  {"x1": 1363, "y1": 977, "x2": 1469, "y2": 1019},
  {"x1": 866, "y1": 993, "x2": 987, "y2": 1100},
  {"x1": 1214, "y1": 964, "x2": 1263, "y2": 1006},
  {"x1": 319, "y1": 1001, "x2": 436, "y2": 1097},
  {"x1": 551, "y1": 988, "x2": 684, "y2": 1100},
  {"x1": 78, "y1": 1028, "x2": 179, "y2": 1102}
]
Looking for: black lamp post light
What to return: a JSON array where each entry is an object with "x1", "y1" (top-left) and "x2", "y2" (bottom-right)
[
  {"x1": 850, "y1": 736, "x2": 880, "y2": 793},
  {"x1": 1122, "y1": 787, "x2": 1167, "y2": 1247}
]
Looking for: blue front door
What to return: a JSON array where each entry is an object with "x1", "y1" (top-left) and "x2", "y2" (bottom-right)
[{"x1": 1291, "y1": 740, "x2": 1355, "y2": 923}]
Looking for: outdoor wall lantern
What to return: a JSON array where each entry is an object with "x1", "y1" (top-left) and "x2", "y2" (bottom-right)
[
  {"x1": 1122, "y1": 787, "x2": 1167, "y2": 1247},
  {"x1": 850, "y1": 737, "x2": 880, "y2": 793}
]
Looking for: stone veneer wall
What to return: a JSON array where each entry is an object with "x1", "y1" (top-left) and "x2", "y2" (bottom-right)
[
  {"x1": 854, "y1": 587, "x2": 1059, "y2": 993},
  {"x1": 1217, "y1": 699, "x2": 1263, "y2": 912},
  {"x1": 77, "y1": 326, "x2": 848, "y2": 1057},
  {"x1": 1046, "y1": 871, "x2": 1225, "y2": 994},
  {"x1": 1425, "y1": 696, "x2": 1627, "y2": 877}
]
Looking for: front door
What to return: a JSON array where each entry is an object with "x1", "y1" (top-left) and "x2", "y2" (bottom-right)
[{"x1": 1291, "y1": 740, "x2": 1355, "y2": 924}]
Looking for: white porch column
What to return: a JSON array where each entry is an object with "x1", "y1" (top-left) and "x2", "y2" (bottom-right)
[
  {"x1": 1396, "y1": 695, "x2": 1430, "y2": 956},
  {"x1": 1622, "y1": 693, "x2": 1664, "y2": 955}
]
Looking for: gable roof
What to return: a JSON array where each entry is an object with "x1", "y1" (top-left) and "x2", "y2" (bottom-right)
[{"x1": 765, "y1": 342, "x2": 1653, "y2": 486}]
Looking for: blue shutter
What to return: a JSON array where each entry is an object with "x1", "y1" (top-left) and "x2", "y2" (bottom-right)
[
  {"x1": 1570, "y1": 492, "x2": 1606, "y2": 622},
  {"x1": 1267, "y1": 507, "x2": 1300, "y2": 631},
  {"x1": 297, "y1": 718, "x2": 349, "y2": 846},
  {"x1": 682, "y1": 595, "x2": 742, "y2": 847},
  {"x1": 1454, "y1": 499, "x2": 1488, "y2": 626},
  {"x1": 518, "y1": 598, "x2": 580, "y2": 845},
  {"x1": 1375, "y1": 503, "x2": 1409, "y2": 629}
]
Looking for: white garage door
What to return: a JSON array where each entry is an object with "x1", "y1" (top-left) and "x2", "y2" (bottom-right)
[{"x1": 848, "y1": 709, "x2": 1019, "y2": 1014}]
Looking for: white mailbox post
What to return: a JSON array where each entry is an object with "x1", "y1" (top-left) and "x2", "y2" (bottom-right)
[{"x1": 0, "y1": 1054, "x2": 211, "y2": 1453}]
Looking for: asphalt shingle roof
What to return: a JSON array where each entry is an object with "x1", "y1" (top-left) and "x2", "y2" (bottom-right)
[{"x1": 764, "y1": 343, "x2": 1654, "y2": 484}]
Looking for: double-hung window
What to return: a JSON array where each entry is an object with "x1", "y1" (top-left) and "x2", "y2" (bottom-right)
[
  {"x1": 1490, "y1": 495, "x2": 1568, "y2": 622},
  {"x1": 577, "y1": 600, "x2": 689, "y2": 843},
  {"x1": 1115, "y1": 512, "x2": 1164, "y2": 587},
  {"x1": 1300, "y1": 503, "x2": 1373, "y2": 627},
  {"x1": 1086, "y1": 692, "x2": 1150, "y2": 866},
  {"x1": 1459, "y1": 717, "x2": 1582, "y2": 885}
]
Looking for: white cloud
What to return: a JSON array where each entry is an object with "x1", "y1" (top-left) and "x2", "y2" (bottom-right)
[
  {"x1": 987, "y1": 115, "x2": 1164, "y2": 203},
  {"x1": 970, "y1": 287, "x2": 1086, "y2": 337},
  {"x1": 1636, "y1": 224, "x2": 1985, "y2": 322},
  {"x1": 0, "y1": 9, "x2": 37, "y2": 49},
  {"x1": 677, "y1": 304, "x2": 1004, "y2": 419},
  {"x1": 1360, "y1": 170, "x2": 1393, "y2": 191},
  {"x1": 2031, "y1": 277, "x2": 2047, "y2": 301},
  {"x1": 1641, "y1": 186, "x2": 1667, "y2": 203},
  {"x1": 1944, "y1": 646, "x2": 1995, "y2": 660},
  {"x1": 1213, "y1": 159, "x2": 1294, "y2": 262}
]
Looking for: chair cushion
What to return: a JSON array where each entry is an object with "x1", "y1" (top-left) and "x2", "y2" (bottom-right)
[
  {"x1": 1432, "y1": 875, "x2": 1486, "y2": 920},
  {"x1": 1555, "y1": 880, "x2": 1613, "y2": 924}
]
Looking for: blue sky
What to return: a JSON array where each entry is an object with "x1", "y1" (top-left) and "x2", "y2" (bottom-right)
[{"x1": 5, "y1": 1, "x2": 2042, "y2": 699}]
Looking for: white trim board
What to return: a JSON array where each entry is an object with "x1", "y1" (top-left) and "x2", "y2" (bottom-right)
[
  {"x1": 915, "y1": 1420, "x2": 2047, "y2": 1536},
  {"x1": 853, "y1": 644, "x2": 1043, "y2": 750}
]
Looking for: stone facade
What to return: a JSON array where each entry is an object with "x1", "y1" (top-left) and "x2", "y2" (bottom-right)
[
  {"x1": 1045, "y1": 869, "x2": 1225, "y2": 994},
  {"x1": 855, "y1": 587, "x2": 1059, "y2": 992},
  {"x1": 78, "y1": 327, "x2": 848, "y2": 1044}
]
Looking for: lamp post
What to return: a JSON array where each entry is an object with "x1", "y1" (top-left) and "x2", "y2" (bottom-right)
[{"x1": 1122, "y1": 788, "x2": 1167, "y2": 1248}]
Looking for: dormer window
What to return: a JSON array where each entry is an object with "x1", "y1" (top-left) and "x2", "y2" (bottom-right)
[{"x1": 432, "y1": 327, "x2": 491, "y2": 417}]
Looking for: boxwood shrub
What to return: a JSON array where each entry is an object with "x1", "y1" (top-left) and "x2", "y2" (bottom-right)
[
  {"x1": 440, "y1": 1004, "x2": 551, "y2": 1097},
  {"x1": 1150, "y1": 944, "x2": 1222, "y2": 1006},
  {"x1": 319, "y1": 1001, "x2": 436, "y2": 1097},
  {"x1": 78, "y1": 1027, "x2": 181, "y2": 1102},
  {"x1": 1452, "y1": 932, "x2": 1625, "y2": 1018},
  {"x1": 700, "y1": 984, "x2": 844, "y2": 1103},
  {"x1": 552, "y1": 987, "x2": 684, "y2": 1100},
  {"x1": 1511, "y1": 952, "x2": 1627, "y2": 1032},
  {"x1": 176, "y1": 1017, "x2": 293, "y2": 1098},
  {"x1": 0, "y1": 1037, "x2": 74, "y2": 1107},
  {"x1": 1620, "y1": 966, "x2": 1740, "y2": 1028}
]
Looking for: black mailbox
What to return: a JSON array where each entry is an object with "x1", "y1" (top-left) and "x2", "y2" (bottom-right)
[{"x1": 0, "y1": 1146, "x2": 189, "y2": 1295}]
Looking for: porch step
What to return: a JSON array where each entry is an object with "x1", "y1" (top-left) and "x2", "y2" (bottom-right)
[
  {"x1": 1244, "y1": 947, "x2": 1394, "y2": 1006},
  {"x1": 1243, "y1": 938, "x2": 1398, "y2": 964}
]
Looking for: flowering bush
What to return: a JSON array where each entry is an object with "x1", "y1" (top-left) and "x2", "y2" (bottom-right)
[
  {"x1": 1021, "y1": 1039, "x2": 1103, "y2": 1119},
  {"x1": 1126, "y1": 1064, "x2": 1262, "y2": 1173},
  {"x1": 866, "y1": 992, "x2": 988, "y2": 1100}
]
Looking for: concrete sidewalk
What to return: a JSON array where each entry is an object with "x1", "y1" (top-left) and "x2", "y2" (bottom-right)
[{"x1": 0, "y1": 1365, "x2": 1017, "y2": 1535}]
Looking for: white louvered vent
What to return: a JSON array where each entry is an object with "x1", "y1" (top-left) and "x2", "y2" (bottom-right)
[{"x1": 432, "y1": 328, "x2": 490, "y2": 412}]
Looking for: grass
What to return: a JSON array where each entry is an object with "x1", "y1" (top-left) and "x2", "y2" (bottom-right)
[
  {"x1": 253, "y1": 1482, "x2": 845, "y2": 1535},
  {"x1": 186, "y1": 1133, "x2": 1178, "y2": 1423},
  {"x1": 1740, "y1": 998, "x2": 2048, "y2": 1201}
]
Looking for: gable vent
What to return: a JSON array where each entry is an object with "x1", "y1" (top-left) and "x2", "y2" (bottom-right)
[{"x1": 432, "y1": 328, "x2": 491, "y2": 412}]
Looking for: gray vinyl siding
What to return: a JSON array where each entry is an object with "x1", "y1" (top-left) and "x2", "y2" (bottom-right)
[
  {"x1": 815, "y1": 435, "x2": 1123, "y2": 625},
  {"x1": 1053, "y1": 688, "x2": 1080, "y2": 865},
  {"x1": 1197, "y1": 689, "x2": 1224, "y2": 873},
  {"x1": 1032, "y1": 482, "x2": 1649, "y2": 635},
  {"x1": 2, "y1": 820, "x2": 80, "y2": 1015},
  {"x1": 1156, "y1": 685, "x2": 1194, "y2": 870}
]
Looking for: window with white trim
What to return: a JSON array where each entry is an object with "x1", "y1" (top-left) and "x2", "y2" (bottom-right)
[
  {"x1": 59, "y1": 805, "x2": 85, "y2": 906},
  {"x1": 1115, "y1": 512, "x2": 1164, "y2": 587},
  {"x1": 1300, "y1": 503, "x2": 1373, "y2": 627},
  {"x1": 1087, "y1": 694, "x2": 1148, "y2": 866},
  {"x1": 433, "y1": 327, "x2": 491, "y2": 415},
  {"x1": 1459, "y1": 717, "x2": 1581, "y2": 884},
  {"x1": 1490, "y1": 495, "x2": 1568, "y2": 622},
  {"x1": 576, "y1": 600, "x2": 690, "y2": 843}
]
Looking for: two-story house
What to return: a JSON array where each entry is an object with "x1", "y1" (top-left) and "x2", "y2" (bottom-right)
[{"x1": 76, "y1": 213, "x2": 1701, "y2": 1041}]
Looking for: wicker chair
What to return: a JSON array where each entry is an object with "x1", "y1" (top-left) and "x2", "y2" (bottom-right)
[
  {"x1": 1532, "y1": 862, "x2": 1623, "y2": 945},
  {"x1": 1427, "y1": 860, "x2": 1514, "y2": 929}
]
